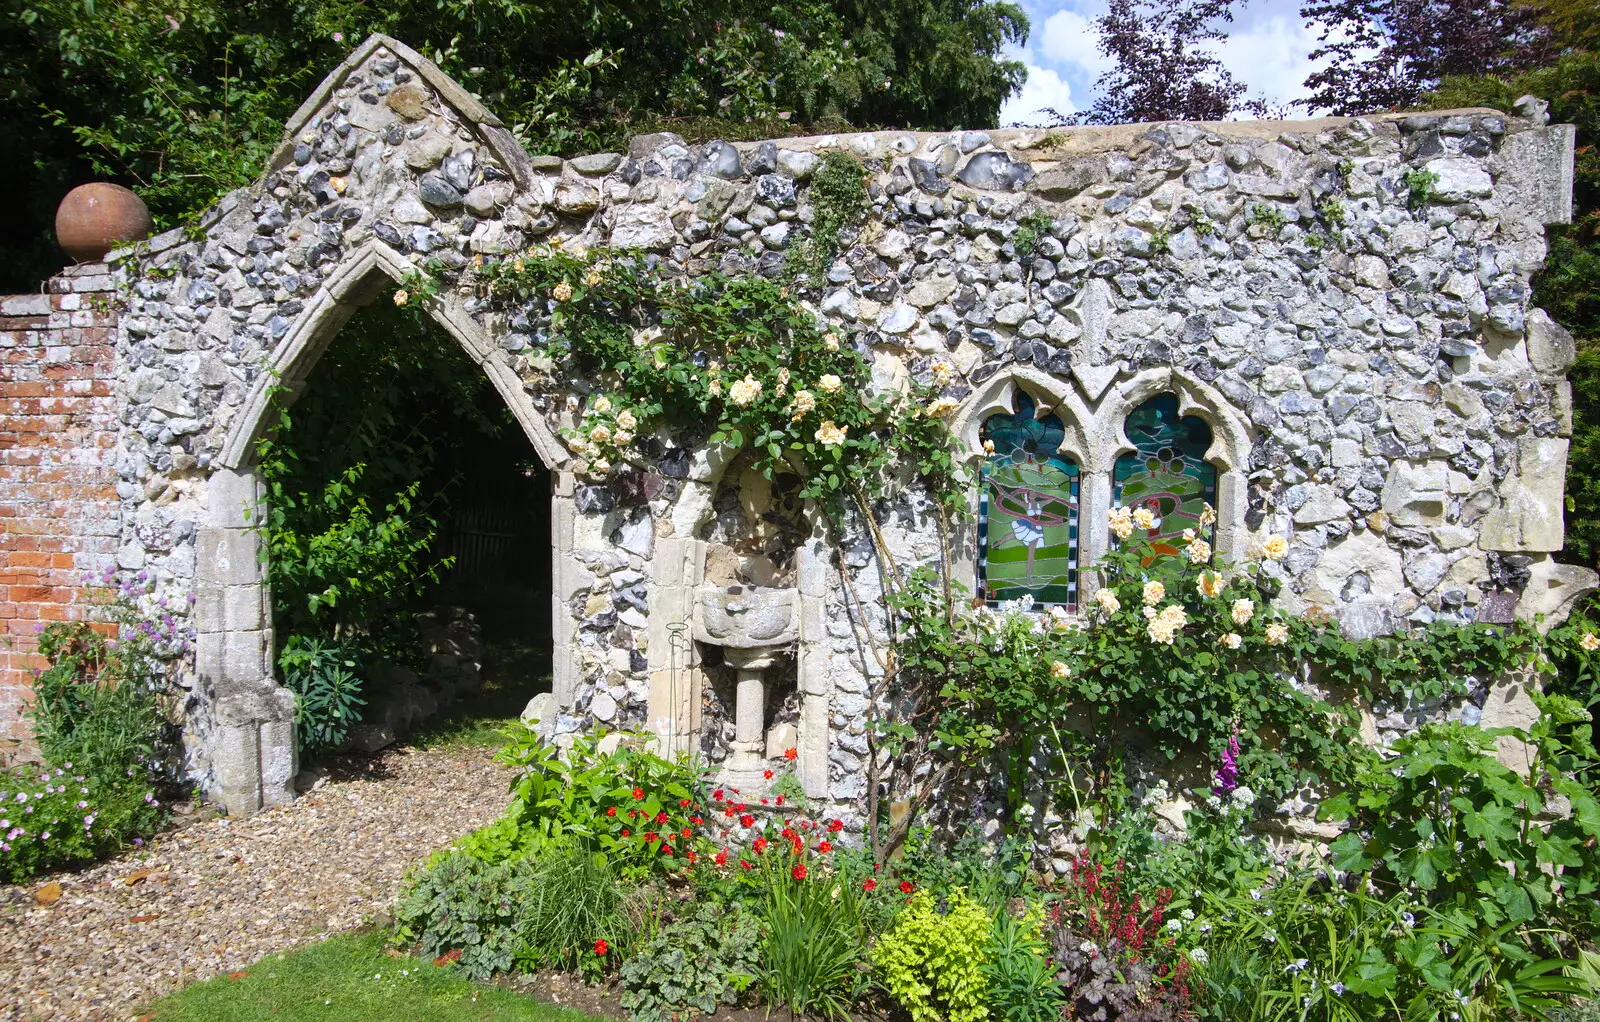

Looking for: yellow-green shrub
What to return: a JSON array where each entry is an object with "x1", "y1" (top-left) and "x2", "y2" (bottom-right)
[{"x1": 874, "y1": 889, "x2": 993, "y2": 1022}]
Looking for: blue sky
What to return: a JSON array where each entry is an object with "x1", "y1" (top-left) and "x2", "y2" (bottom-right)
[{"x1": 998, "y1": 0, "x2": 1336, "y2": 124}]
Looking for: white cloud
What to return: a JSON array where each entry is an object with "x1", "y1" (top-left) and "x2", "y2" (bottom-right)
[
  {"x1": 1209, "y1": 14, "x2": 1331, "y2": 111},
  {"x1": 1002, "y1": 63, "x2": 1076, "y2": 125},
  {"x1": 1038, "y1": 9, "x2": 1113, "y2": 83}
]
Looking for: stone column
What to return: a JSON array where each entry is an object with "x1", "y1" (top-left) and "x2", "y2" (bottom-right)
[{"x1": 192, "y1": 466, "x2": 296, "y2": 815}]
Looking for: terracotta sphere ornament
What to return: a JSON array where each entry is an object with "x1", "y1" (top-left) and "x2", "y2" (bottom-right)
[{"x1": 55, "y1": 183, "x2": 153, "y2": 263}]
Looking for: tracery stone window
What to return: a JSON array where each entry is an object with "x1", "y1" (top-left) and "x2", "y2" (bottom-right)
[
  {"x1": 1112, "y1": 394, "x2": 1218, "y2": 552},
  {"x1": 977, "y1": 392, "x2": 1081, "y2": 610}
]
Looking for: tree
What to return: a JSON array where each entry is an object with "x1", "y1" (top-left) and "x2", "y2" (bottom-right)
[
  {"x1": 0, "y1": 0, "x2": 1026, "y2": 290},
  {"x1": 1062, "y1": 0, "x2": 1262, "y2": 125},
  {"x1": 1300, "y1": 0, "x2": 1553, "y2": 114}
]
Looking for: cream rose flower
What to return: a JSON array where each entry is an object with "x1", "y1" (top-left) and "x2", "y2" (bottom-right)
[
  {"x1": 1264, "y1": 623, "x2": 1289, "y2": 646},
  {"x1": 615, "y1": 409, "x2": 637, "y2": 430},
  {"x1": 590, "y1": 457, "x2": 610, "y2": 474},
  {"x1": 392, "y1": 289, "x2": 410, "y2": 306},
  {"x1": 1197, "y1": 571, "x2": 1225, "y2": 598},
  {"x1": 1261, "y1": 535, "x2": 1289, "y2": 561},
  {"x1": 1231, "y1": 599, "x2": 1255, "y2": 626},
  {"x1": 927, "y1": 397, "x2": 959, "y2": 418},
  {"x1": 1182, "y1": 528, "x2": 1196, "y2": 542},
  {"x1": 1220, "y1": 632, "x2": 1243, "y2": 650},
  {"x1": 1158, "y1": 604, "x2": 1187, "y2": 629},
  {"x1": 1143, "y1": 606, "x2": 1160, "y2": 620},
  {"x1": 1108, "y1": 507, "x2": 1135, "y2": 540},
  {"x1": 1582, "y1": 632, "x2": 1600, "y2": 652},
  {"x1": 792, "y1": 390, "x2": 817, "y2": 417},
  {"x1": 819, "y1": 373, "x2": 843, "y2": 393},
  {"x1": 593, "y1": 395, "x2": 613, "y2": 415},
  {"x1": 1147, "y1": 619, "x2": 1178, "y2": 644},
  {"x1": 931, "y1": 359, "x2": 955, "y2": 385},
  {"x1": 778, "y1": 367, "x2": 791, "y2": 386},
  {"x1": 1199, "y1": 502, "x2": 1217, "y2": 527},
  {"x1": 815, "y1": 420, "x2": 848, "y2": 446},
  {"x1": 584, "y1": 268, "x2": 603, "y2": 287},
  {"x1": 983, "y1": 439, "x2": 996, "y2": 455},
  {"x1": 613, "y1": 429, "x2": 634, "y2": 446},
  {"x1": 1186, "y1": 538, "x2": 1212, "y2": 564},
  {"x1": 589, "y1": 424, "x2": 612, "y2": 445},
  {"x1": 1095, "y1": 589, "x2": 1121, "y2": 614},
  {"x1": 552, "y1": 280, "x2": 574, "y2": 301},
  {"x1": 1132, "y1": 507, "x2": 1156, "y2": 530},
  {"x1": 729, "y1": 375, "x2": 763, "y2": 407},
  {"x1": 824, "y1": 332, "x2": 841, "y2": 351},
  {"x1": 1142, "y1": 581, "x2": 1166, "y2": 606},
  {"x1": 1050, "y1": 660, "x2": 1071, "y2": 679}
]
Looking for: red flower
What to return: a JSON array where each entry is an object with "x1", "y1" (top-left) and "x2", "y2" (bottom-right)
[
  {"x1": 739, "y1": 814, "x2": 755, "y2": 828},
  {"x1": 655, "y1": 811, "x2": 669, "y2": 824},
  {"x1": 735, "y1": 803, "x2": 748, "y2": 812},
  {"x1": 827, "y1": 819, "x2": 844, "y2": 833},
  {"x1": 605, "y1": 806, "x2": 617, "y2": 817},
  {"x1": 621, "y1": 829, "x2": 630, "y2": 837},
  {"x1": 632, "y1": 787, "x2": 644, "y2": 799},
  {"x1": 679, "y1": 799, "x2": 691, "y2": 808},
  {"x1": 776, "y1": 795, "x2": 785, "y2": 806},
  {"x1": 862, "y1": 878, "x2": 877, "y2": 891},
  {"x1": 740, "y1": 859, "x2": 753, "y2": 870},
  {"x1": 760, "y1": 798, "x2": 769, "y2": 805},
  {"x1": 715, "y1": 848, "x2": 729, "y2": 867},
  {"x1": 681, "y1": 829, "x2": 693, "y2": 840},
  {"x1": 594, "y1": 939, "x2": 609, "y2": 956},
  {"x1": 900, "y1": 881, "x2": 914, "y2": 894},
  {"x1": 792, "y1": 863, "x2": 808, "y2": 880},
  {"x1": 687, "y1": 849, "x2": 697, "y2": 864},
  {"x1": 691, "y1": 816, "x2": 704, "y2": 825},
  {"x1": 753, "y1": 836, "x2": 768, "y2": 853},
  {"x1": 784, "y1": 747, "x2": 798, "y2": 761},
  {"x1": 661, "y1": 844, "x2": 674, "y2": 856},
  {"x1": 713, "y1": 789, "x2": 724, "y2": 802},
  {"x1": 645, "y1": 831, "x2": 658, "y2": 842},
  {"x1": 763, "y1": 770, "x2": 774, "y2": 780},
  {"x1": 818, "y1": 840, "x2": 833, "y2": 853}
]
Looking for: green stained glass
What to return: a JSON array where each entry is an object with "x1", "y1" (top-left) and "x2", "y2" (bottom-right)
[
  {"x1": 1113, "y1": 394, "x2": 1217, "y2": 554},
  {"x1": 978, "y1": 392, "x2": 1079, "y2": 610}
]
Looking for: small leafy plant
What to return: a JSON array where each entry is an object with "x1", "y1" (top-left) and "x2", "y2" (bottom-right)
[
  {"x1": 278, "y1": 634, "x2": 365, "y2": 753},
  {"x1": 1012, "y1": 209, "x2": 1056, "y2": 259},
  {"x1": 1247, "y1": 202, "x2": 1288, "y2": 234},
  {"x1": 875, "y1": 889, "x2": 995, "y2": 1022},
  {"x1": 620, "y1": 900, "x2": 762, "y2": 1022},
  {"x1": 1405, "y1": 167, "x2": 1440, "y2": 207}
]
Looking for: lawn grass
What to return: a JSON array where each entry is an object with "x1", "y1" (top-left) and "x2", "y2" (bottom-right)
[{"x1": 143, "y1": 929, "x2": 598, "y2": 1022}]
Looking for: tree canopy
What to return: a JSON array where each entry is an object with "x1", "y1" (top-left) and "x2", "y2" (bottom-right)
[{"x1": 0, "y1": 0, "x2": 1026, "y2": 290}]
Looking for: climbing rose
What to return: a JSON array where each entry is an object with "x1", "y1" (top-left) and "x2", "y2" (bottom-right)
[
  {"x1": 552, "y1": 281, "x2": 573, "y2": 301},
  {"x1": 1107, "y1": 506, "x2": 1135, "y2": 539},
  {"x1": 592, "y1": 395, "x2": 613, "y2": 414},
  {"x1": 1231, "y1": 599, "x2": 1255, "y2": 626},
  {"x1": 1132, "y1": 506, "x2": 1156, "y2": 530},
  {"x1": 1142, "y1": 581, "x2": 1165, "y2": 606},
  {"x1": 1582, "y1": 632, "x2": 1600, "y2": 652},
  {"x1": 1186, "y1": 538, "x2": 1212, "y2": 563},
  {"x1": 1261, "y1": 535, "x2": 1288, "y2": 560},
  {"x1": 1220, "y1": 632, "x2": 1243, "y2": 650},
  {"x1": 1050, "y1": 661, "x2": 1071, "y2": 679},
  {"x1": 791, "y1": 390, "x2": 816, "y2": 418},
  {"x1": 1095, "y1": 589, "x2": 1121, "y2": 614},
  {"x1": 1264, "y1": 623, "x2": 1289, "y2": 645},
  {"x1": 1197, "y1": 571, "x2": 1225, "y2": 598},
  {"x1": 392, "y1": 289, "x2": 409, "y2": 306},
  {"x1": 814, "y1": 420, "x2": 848, "y2": 446},
  {"x1": 729, "y1": 375, "x2": 763, "y2": 406},
  {"x1": 926, "y1": 396, "x2": 959, "y2": 418},
  {"x1": 616, "y1": 409, "x2": 637, "y2": 430},
  {"x1": 818, "y1": 373, "x2": 843, "y2": 393}
]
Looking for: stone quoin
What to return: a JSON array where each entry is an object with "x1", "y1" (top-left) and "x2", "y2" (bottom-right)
[{"x1": 0, "y1": 34, "x2": 1587, "y2": 822}]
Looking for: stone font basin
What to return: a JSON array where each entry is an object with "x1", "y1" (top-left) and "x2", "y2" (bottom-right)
[{"x1": 695, "y1": 585, "x2": 798, "y2": 649}]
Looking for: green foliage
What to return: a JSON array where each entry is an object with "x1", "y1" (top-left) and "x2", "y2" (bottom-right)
[
  {"x1": 395, "y1": 851, "x2": 525, "y2": 979},
  {"x1": 760, "y1": 864, "x2": 871, "y2": 1020},
  {"x1": 277, "y1": 635, "x2": 365, "y2": 754},
  {"x1": 982, "y1": 910, "x2": 1067, "y2": 1022},
  {"x1": 1247, "y1": 202, "x2": 1289, "y2": 234},
  {"x1": 28, "y1": 621, "x2": 168, "y2": 782},
  {"x1": 0, "y1": 762, "x2": 166, "y2": 882},
  {"x1": 1012, "y1": 209, "x2": 1056, "y2": 259},
  {"x1": 1193, "y1": 870, "x2": 1592, "y2": 1022},
  {"x1": 787, "y1": 152, "x2": 868, "y2": 287},
  {"x1": 897, "y1": 826, "x2": 1034, "y2": 908},
  {"x1": 1321, "y1": 715, "x2": 1600, "y2": 935},
  {"x1": 874, "y1": 889, "x2": 994, "y2": 1022},
  {"x1": 483, "y1": 728, "x2": 705, "y2": 878},
  {"x1": 0, "y1": 0, "x2": 1028, "y2": 290},
  {"x1": 141, "y1": 929, "x2": 597, "y2": 1022},
  {"x1": 1404, "y1": 167, "x2": 1440, "y2": 207},
  {"x1": 448, "y1": 248, "x2": 965, "y2": 522},
  {"x1": 619, "y1": 900, "x2": 762, "y2": 1022}
]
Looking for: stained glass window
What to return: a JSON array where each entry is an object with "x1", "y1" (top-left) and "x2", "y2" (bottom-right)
[
  {"x1": 978, "y1": 392, "x2": 1080, "y2": 610},
  {"x1": 1113, "y1": 394, "x2": 1218, "y2": 555}
]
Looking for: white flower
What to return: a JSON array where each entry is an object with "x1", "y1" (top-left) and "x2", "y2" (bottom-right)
[
  {"x1": 615, "y1": 409, "x2": 637, "y2": 430},
  {"x1": 815, "y1": 420, "x2": 848, "y2": 446},
  {"x1": 1199, "y1": 502, "x2": 1217, "y2": 527},
  {"x1": 778, "y1": 367, "x2": 791, "y2": 385},
  {"x1": 708, "y1": 379, "x2": 722, "y2": 397},
  {"x1": 1165, "y1": 918, "x2": 1183, "y2": 933},
  {"x1": 931, "y1": 359, "x2": 955, "y2": 385},
  {"x1": 1132, "y1": 506, "x2": 1157, "y2": 530},
  {"x1": 589, "y1": 424, "x2": 612, "y2": 445},
  {"x1": 1232, "y1": 786, "x2": 1256, "y2": 807},
  {"x1": 791, "y1": 390, "x2": 816, "y2": 417},
  {"x1": 392, "y1": 289, "x2": 409, "y2": 306},
  {"x1": 1189, "y1": 947, "x2": 1209, "y2": 965},
  {"x1": 824, "y1": 332, "x2": 841, "y2": 351},
  {"x1": 819, "y1": 373, "x2": 843, "y2": 393},
  {"x1": 590, "y1": 458, "x2": 610, "y2": 474},
  {"x1": 1094, "y1": 589, "x2": 1121, "y2": 614},
  {"x1": 552, "y1": 280, "x2": 573, "y2": 301},
  {"x1": 926, "y1": 396, "x2": 959, "y2": 418},
  {"x1": 1050, "y1": 660, "x2": 1071, "y2": 679},
  {"x1": 1264, "y1": 623, "x2": 1289, "y2": 646},
  {"x1": 982, "y1": 439, "x2": 996, "y2": 455},
  {"x1": 592, "y1": 395, "x2": 613, "y2": 414},
  {"x1": 1108, "y1": 506, "x2": 1135, "y2": 540},
  {"x1": 1143, "y1": 606, "x2": 1160, "y2": 620},
  {"x1": 1197, "y1": 571, "x2": 1225, "y2": 598},
  {"x1": 1158, "y1": 604, "x2": 1187, "y2": 628},
  {"x1": 1231, "y1": 599, "x2": 1255, "y2": 626},
  {"x1": 1186, "y1": 538, "x2": 1212, "y2": 563},
  {"x1": 1220, "y1": 632, "x2": 1243, "y2": 650},
  {"x1": 1261, "y1": 535, "x2": 1289, "y2": 561},
  {"x1": 613, "y1": 430, "x2": 634, "y2": 446},
  {"x1": 1142, "y1": 581, "x2": 1166, "y2": 606},
  {"x1": 729, "y1": 375, "x2": 763, "y2": 406},
  {"x1": 1047, "y1": 605, "x2": 1071, "y2": 630},
  {"x1": 1582, "y1": 632, "x2": 1600, "y2": 652},
  {"x1": 1148, "y1": 619, "x2": 1178, "y2": 644}
]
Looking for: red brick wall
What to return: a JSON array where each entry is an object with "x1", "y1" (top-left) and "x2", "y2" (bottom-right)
[{"x1": 0, "y1": 264, "x2": 121, "y2": 759}]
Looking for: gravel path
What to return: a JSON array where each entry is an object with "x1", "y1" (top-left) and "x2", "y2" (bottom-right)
[{"x1": 0, "y1": 743, "x2": 514, "y2": 1021}]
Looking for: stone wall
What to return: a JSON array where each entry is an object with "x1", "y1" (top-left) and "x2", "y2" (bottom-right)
[
  {"x1": 0, "y1": 267, "x2": 121, "y2": 755},
  {"x1": 0, "y1": 33, "x2": 1588, "y2": 819}
]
